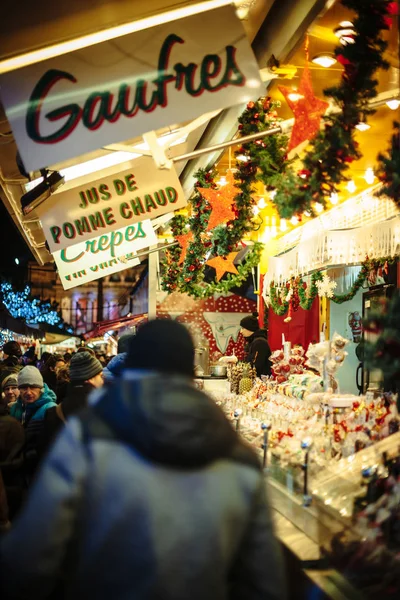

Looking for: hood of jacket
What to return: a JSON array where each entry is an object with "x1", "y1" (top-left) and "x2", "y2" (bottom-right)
[
  {"x1": 103, "y1": 353, "x2": 127, "y2": 381},
  {"x1": 10, "y1": 383, "x2": 57, "y2": 422},
  {"x1": 92, "y1": 371, "x2": 251, "y2": 469}
]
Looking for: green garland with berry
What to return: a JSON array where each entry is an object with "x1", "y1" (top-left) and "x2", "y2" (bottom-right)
[
  {"x1": 376, "y1": 121, "x2": 400, "y2": 207},
  {"x1": 245, "y1": 0, "x2": 393, "y2": 219},
  {"x1": 268, "y1": 257, "x2": 397, "y2": 316}
]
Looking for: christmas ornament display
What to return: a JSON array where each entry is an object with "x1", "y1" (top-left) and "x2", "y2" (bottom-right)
[
  {"x1": 197, "y1": 170, "x2": 238, "y2": 231},
  {"x1": 206, "y1": 252, "x2": 239, "y2": 282},
  {"x1": 270, "y1": 346, "x2": 306, "y2": 383}
]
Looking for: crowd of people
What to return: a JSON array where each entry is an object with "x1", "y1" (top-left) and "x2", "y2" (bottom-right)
[{"x1": 0, "y1": 321, "x2": 285, "y2": 599}]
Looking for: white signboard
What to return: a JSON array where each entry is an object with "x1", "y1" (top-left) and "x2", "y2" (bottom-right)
[
  {"x1": 0, "y1": 5, "x2": 262, "y2": 171},
  {"x1": 37, "y1": 155, "x2": 185, "y2": 252},
  {"x1": 53, "y1": 218, "x2": 156, "y2": 271},
  {"x1": 56, "y1": 253, "x2": 141, "y2": 290}
]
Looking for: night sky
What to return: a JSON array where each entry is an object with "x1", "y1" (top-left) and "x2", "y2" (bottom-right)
[{"x1": 0, "y1": 199, "x2": 34, "y2": 282}]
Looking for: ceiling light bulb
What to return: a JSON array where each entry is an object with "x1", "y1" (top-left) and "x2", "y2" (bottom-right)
[
  {"x1": 311, "y1": 53, "x2": 337, "y2": 68},
  {"x1": 355, "y1": 121, "x2": 370, "y2": 131},
  {"x1": 386, "y1": 99, "x2": 400, "y2": 110},
  {"x1": 269, "y1": 190, "x2": 277, "y2": 200},
  {"x1": 347, "y1": 180, "x2": 356, "y2": 193},
  {"x1": 330, "y1": 192, "x2": 339, "y2": 205},
  {"x1": 315, "y1": 202, "x2": 324, "y2": 213},
  {"x1": 364, "y1": 168, "x2": 375, "y2": 185},
  {"x1": 280, "y1": 219, "x2": 287, "y2": 232},
  {"x1": 257, "y1": 197, "x2": 266, "y2": 209},
  {"x1": 290, "y1": 216, "x2": 299, "y2": 225}
]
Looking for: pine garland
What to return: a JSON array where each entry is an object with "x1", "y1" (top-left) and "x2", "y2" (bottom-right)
[
  {"x1": 376, "y1": 121, "x2": 400, "y2": 207},
  {"x1": 258, "y1": 0, "x2": 391, "y2": 218},
  {"x1": 268, "y1": 257, "x2": 397, "y2": 316}
]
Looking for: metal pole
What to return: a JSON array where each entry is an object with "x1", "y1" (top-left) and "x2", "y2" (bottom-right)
[{"x1": 172, "y1": 126, "x2": 282, "y2": 163}]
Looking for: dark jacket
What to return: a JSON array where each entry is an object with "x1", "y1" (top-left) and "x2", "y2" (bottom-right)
[
  {"x1": 0, "y1": 357, "x2": 22, "y2": 387},
  {"x1": 41, "y1": 382, "x2": 95, "y2": 456},
  {"x1": 244, "y1": 329, "x2": 272, "y2": 377},
  {"x1": 0, "y1": 405, "x2": 25, "y2": 520},
  {"x1": 9, "y1": 385, "x2": 57, "y2": 478},
  {"x1": 0, "y1": 372, "x2": 285, "y2": 600}
]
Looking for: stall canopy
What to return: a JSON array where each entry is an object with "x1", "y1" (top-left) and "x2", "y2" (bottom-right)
[
  {"x1": 83, "y1": 313, "x2": 147, "y2": 340},
  {"x1": 0, "y1": 305, "x2": 44, "y2": 340}
]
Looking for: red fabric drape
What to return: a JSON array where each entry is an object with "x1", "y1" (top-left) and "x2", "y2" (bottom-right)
[{"x1": 268, "y1": 299, "x2": 320, "y2": 352}]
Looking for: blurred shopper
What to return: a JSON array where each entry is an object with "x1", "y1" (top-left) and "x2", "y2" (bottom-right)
[
  {"x1": 103, "y1": 332, "x2": 135, "y2": 382},
  {"x1": 41, "y1": 352, "x2": 103, "y2": 455},
  {"x1": 55, "y1": 365, "x2": 70, "y2": 404},
  {"x1": 41, "y1": 354, "x2": 65, "y2": 394},
  {"x1": 1, "y1": 375, "x2": 20, "y2": 411},
  {"x1": 23, "y1": 346, "x2": 38, "y2": 368},
  {"x1": 0, "y1": 320, "x2": 285, "y2": 600},
  {"x1": 63, "y1": 352, "x2": 72, "y2": 364},
  {"x1": 0, "y1": 471, "x2": 10, "y2": 533},
  {"x1": 0, "y1": 342, "x2": 22, "y2": 386},
  {"x1": 10, "y1": 367, "x2": 57, "y2": 480},
  {"x1": 0, "y1": 379, "x2": 25, "y2": 520}
]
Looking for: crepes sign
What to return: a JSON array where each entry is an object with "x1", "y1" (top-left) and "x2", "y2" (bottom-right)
[
  {"x1": 37, "y1": 156, "x2": 186, "y2": 253},
  {"x1": 0, "y1": 5, "x2": 262, "y2": 171}
]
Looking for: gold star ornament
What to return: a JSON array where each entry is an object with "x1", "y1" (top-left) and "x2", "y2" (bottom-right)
[
  {"x1": 206, "y1": 252, "x2": 239, "y2": 282},
  {"x1": 197, "y1": 170, "x2": 238, "y2": 231}
]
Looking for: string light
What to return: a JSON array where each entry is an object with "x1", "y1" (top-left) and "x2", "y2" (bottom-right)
[
  {"x1": 347, "y1": 180, "x2": 356, "y2": 193},
  {"x1": 217, "y1": 175, "x2": 227, "y2": 186},
  {"x1": 257, "y1": 197, "x2": 267, "y2": 209},
  {"x1": 330, "y1": 192, "x2": 339, "y2": 205},
  {"x1": 355, "y1": 121, "x2": 370, "y2": 131},
  {"x1": 253, "y1": 206, "x2": 260, "y2": 215},
  {"x1": 0, "y1": 282, "x2": 73, "y2": 332},
  {"x1": 280, "y1": 219, "x2": 287, "y2": 232},
  {"x1": 269, "y1": 190, "x2": 277, "y2": 200},
  {"x1": 314, "y1": 202, "x2": 324, "y2": 213},
  {"x1": 291, "y1": 216, "x2": 299, "y2": 225},
  {"x1": 364, "y1": 168, "x2": 375, "y2": 185}
]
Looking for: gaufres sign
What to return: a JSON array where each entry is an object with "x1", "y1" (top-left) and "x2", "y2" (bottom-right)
[
  {"x1": 0, "y1": 5, "x2": 262, "y2": 171},
  {"x1": 37, "y1": 155, "x2": 185, "y2": 253}
]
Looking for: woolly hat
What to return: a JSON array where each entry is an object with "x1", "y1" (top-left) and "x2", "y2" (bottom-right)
[
  {"x1": 2, "y1": 341, "x2": 22, "y2": 358},
  {"x1": 69, "y1": 351, "x2": 103, "y2": 383},
  {"x1": 2, "y1": 374, "x2": 18, "y2": 390},
  {"x1": 18, "y1": 366, "x2": 43, "y2": 388},
  {"x1": 117, "y1": 333, "x2": 135, "y2": 354},
  {"x1": 240, "y1": 312, "x2": 260, "y2": 333},
  {"x1": 126, "y1": 319, "x2": 194, "y2": 377}
]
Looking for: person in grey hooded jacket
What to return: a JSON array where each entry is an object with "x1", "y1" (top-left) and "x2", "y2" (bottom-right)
[{"x1": 0, "y1": 320, "x2": 286, "y2": 600}]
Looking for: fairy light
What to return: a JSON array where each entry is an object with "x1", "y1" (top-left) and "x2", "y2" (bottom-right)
[
  {"x1": 330, "y1": 192, "x2": 339, "y2": 205},
  {"x1": 347, "y1": 180, "x2": 356, "y2": 193},
  {"x1": 364, "y1": 168, "x2": 375, "y2": 185},
  {"x1": 291, "y1": 216, "x2": 299, "y2": 225},
  {"x1": 315, "y1": 202, "x2": 324, "y2": 213},
  {"x1": 269, "y1": 190, "x2": 277, "y2": 200},
  {"x1": 253, "y1": 206, "x2": 260, "y2": 215},
  {"x1": 257, "y1": 197, "x2": 267, "y2": 209},
  {"x1": 280, "y1": 218, "x2": 287, "y2": 232}
]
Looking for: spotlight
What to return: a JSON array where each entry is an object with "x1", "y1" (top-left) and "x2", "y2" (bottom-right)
[
  {"x1": 334, "y1": 21, "x2": 356, "y2": 45},
  {"x1": 311, "y1": 53, "x2": 337, "y2": 68},
  {"x1": 21, "y1": 171, "x2": 65, "y2": 215}
]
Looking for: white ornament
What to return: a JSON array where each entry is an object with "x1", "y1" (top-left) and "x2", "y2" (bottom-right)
[{"x1": 316, "y1": 275, "x2": 337, "y2": 298}]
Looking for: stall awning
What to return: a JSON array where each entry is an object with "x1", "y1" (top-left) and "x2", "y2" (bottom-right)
[
  {"x1": 0, "y1": 306, "x2": 44, "y2": 340},
  {"x1": 83, "y1": 313, "x2": 147, "y2": 340}
]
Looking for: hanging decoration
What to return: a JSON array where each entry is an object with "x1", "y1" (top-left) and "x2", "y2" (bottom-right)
[
  {"x1": 161, "y1": 167, "x2": 263, "y2": 298},
  {"x1": 316, "y1": 275, "x2": 337, "y2": 298},
  {"x1": 278, "y1": 49, "x2": 329, "y2": 155},
  {"x1": 376, "y1": 121, "x2": 400, "y2": 207},
  {"x1": 197, "y1": 170, "x2": 238, "y2": 231},
  {"x1": 206, "y1": 252, "x2": 239, "y2": 281}
]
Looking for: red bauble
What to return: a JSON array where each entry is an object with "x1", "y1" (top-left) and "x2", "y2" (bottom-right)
[
  {"x1": 247, "y1": 101, "x2": 255, "y2": 109},
  {"x1": 188, "y1": 265, "x2": 196, "y2": 272},
  {"x1": 254, "y1": 113, "x2": 259, "y2": 119}
]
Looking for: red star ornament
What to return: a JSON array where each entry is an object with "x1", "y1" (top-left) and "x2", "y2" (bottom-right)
[
  {"x1": 279, "y1": 64, "x2": 329, "y2": 155},
  {"x1": 197, "y1": 170, "x2": 238, "y2": 231},
  {"x1": 175, "y1": 231, "x2": 194, "y2": 265},
  {"x1": 206, "y1": 252, "x2": 239, "y2": 282}
]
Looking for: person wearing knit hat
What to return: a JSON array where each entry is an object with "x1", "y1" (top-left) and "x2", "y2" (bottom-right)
[
  {"x1": 9, "y1": 366, "x2": 57, "y2": 480},
  {"x1": 40, "y1": 352, "x2": 104, "y2": 456},
  {"x1": 1, "y1": 374, "x2": 20, "y2": 409},
  {"x1": 240, "y1": 311, "x2": 271, "y2": 377},
  {"x1": 0, "y1": 318, "x2": 285, "y2": 599},
  {"x1": 0, "y1": 341, "x2": 22, "y2": 388}
]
